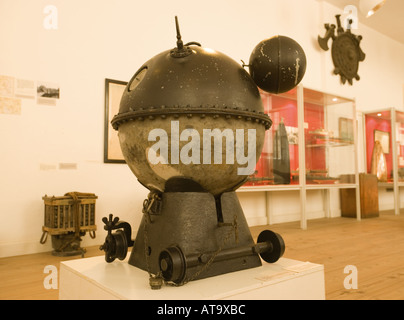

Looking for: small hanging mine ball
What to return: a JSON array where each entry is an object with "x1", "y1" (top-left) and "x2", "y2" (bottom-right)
[{"x1": 249, "y1": 35, "x2": 306, "y2": 94}]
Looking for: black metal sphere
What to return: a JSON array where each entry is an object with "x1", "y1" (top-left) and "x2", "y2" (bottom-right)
[{"x1": 249, "y1": 35, "x2": 306, "y2": 94}]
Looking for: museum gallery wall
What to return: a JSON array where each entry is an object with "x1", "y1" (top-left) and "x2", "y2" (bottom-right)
[{"x1": 0, "y1": 0, "x2": 404, "y2": 257}]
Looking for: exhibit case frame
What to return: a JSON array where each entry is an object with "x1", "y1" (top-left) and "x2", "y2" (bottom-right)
[
  {"x1": 363, "y1": 108, "x2": 404, "y2": 215},
  {"x1": 239, "y1": 85, "x2": 360, "y2": 229}
]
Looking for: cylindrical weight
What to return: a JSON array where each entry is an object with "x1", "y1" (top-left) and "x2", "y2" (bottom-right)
[
  {"x1": 257, "y1": 230, "x2": 285, "y2": 263},
  {"x1": 158, "y1": 246, "x2": 186, "y2": 284}
]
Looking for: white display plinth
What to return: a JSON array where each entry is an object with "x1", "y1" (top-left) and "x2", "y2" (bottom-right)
[{"x1": 59, "y1": 255, "x2": 325, "y2": 300}]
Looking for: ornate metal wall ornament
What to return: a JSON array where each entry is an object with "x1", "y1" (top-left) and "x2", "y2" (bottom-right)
[{"x1": 318, "y1": 14, "x2": 366, "y2": 85}]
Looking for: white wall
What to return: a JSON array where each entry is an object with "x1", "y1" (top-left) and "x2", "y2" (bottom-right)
[{"x1": 0, "y1": 0, "x2": 403, "y2": 257}]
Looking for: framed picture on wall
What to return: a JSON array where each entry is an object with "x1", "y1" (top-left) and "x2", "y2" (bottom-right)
[
  {"x1": 104, "y1": 78, "x2": 127, "y2": 163},
  {"x1": 339, "y1": 117, "x2": 353, "y2": 142},
  {"x1": 374, "y1": 129, "x2": 390, "y2": 154}
]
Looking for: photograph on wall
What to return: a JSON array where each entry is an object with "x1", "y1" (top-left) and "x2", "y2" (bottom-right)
[
  {"x1": 285, "y1": 126, "x2": 298, "y2": 144},
  {"x1": 0, "y1": 96, "x2": 21, "y2": 115},
  {"x1": 374, "y1": 129, "x2": 390, "y2": 154},
  {"x1": 15, "y1": 78, "x2": 36, "y2": 98},
  {"x1": 104, "y1": 78, "x2": 127, "y2": 163},
  {"x1": 339, "y1": 117, "x2": 354, "y2": 142},
  {"x1": 0, "y1": 75, "x2": 21, "y2": 115},
  {"x1": 0, "y1": 75, "x2": 14, "y2": 97},
  {"x1": 37, "y1": 81, "x2": 60, "y2": 105}
]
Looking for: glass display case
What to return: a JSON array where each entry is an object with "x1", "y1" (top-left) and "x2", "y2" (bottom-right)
[
  {"x1": 243, "y1": 86, "x2": 358, "y2": 187},
  {"x1": 303, "y1": 88, "x2": 357, "y2": 186},
  {"x1": 364, "y1": 109, "x2": 404, "y2": 215},
  {"x1": 243, "y1": 88, "x2": 299, "y2": 187},
  {"x1": 240, "y1": 85, "x2": 360, "y2": 228},
  {"x1": 397, "y1": 111, "x2": 404, "y2": 182}
]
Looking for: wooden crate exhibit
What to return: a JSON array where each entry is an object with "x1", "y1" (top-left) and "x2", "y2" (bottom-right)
[{"x1": 40, "y1": 192, "x2": 97, "y2": 256}]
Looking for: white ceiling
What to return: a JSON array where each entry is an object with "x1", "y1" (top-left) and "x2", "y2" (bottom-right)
[{"x1": 323, "y1": 0, "x2": 404, "y2": 44}]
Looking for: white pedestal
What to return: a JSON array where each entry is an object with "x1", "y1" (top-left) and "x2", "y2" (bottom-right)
[{"x1": 59, "y1": 255, "x2": 325, "y2": 300}]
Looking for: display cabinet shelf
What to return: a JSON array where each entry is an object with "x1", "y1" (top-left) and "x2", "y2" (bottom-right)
[
  {"x1": 239, "y1": 85, "x2": 360, "y2": 229},
  {"x1": 306, "y1": 140, "x2": 354, "y2": 148}
]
